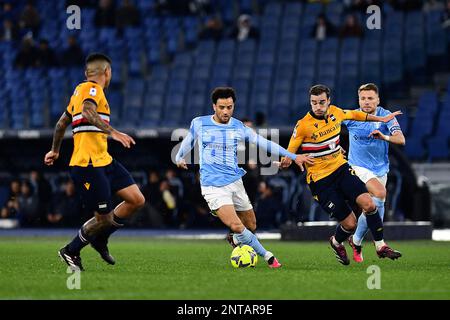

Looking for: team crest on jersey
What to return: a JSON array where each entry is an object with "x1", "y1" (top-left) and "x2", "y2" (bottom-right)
[
  {"x1": 89, "y1": 88, "x2": 97, "y2": 96},
  {"x1": 330, "y1": 114, "x2": 336, "y2": 122}
]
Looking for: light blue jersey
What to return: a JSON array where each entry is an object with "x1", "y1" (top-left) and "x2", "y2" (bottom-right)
[
  {"x1": 343, "y1": 107, "x2": 402, "y2": 176},
  {"x1": 175, "y1": 115, "x2": 297, "y2": 187}
]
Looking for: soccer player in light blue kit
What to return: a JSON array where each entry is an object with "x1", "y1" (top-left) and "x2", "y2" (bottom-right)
[
  {"x1": 176, "y1": 87, "x2": 313, "y2": 268},
  {"x1": 343, "y1": 83, "x2": 405, "y2": 262}
]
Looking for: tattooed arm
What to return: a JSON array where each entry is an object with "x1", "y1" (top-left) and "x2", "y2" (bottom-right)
[
  {"x1": 82, "y1": 100, "x2": 136, "y2": 148},
  {"x1": 44, "y1": 112, "x2": 71, "y2": 165},
  {"x1": 82, "y1": 100, "x2": 114, "y2": 134}
]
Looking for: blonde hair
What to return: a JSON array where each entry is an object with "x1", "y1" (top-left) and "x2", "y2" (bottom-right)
[{"x1": 358, "y1": 83, "x2": 379, "y2": 95}]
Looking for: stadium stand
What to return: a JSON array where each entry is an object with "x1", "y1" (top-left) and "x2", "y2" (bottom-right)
[{"x1": 0, "y1": 0, "x2": 448, "y2": 228}]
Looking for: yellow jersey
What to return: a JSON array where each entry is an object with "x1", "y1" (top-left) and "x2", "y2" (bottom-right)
[
  {"x1": 65, "y1": 81, "x2": 112, "y2": 167},
  {"x1": 287, "y1": 105, "x2": 368, "y2": 183}
]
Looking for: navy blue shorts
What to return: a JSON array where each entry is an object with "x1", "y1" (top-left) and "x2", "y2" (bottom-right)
[
  {"x1": 70, "y1": 159, "x2": 135, "y2": 214},
  {"x1": 308, "y1": 163, "x2": 368, "y2": 222}
]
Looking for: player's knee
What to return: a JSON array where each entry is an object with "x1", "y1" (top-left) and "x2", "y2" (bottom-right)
[
  {"x1": 346, "y1": 221, "x2": 357, "y2": 233},
  {"x1": 358, "y1": 194, "x2": 376, "y2": 212},
  {"x1": 129, "y1": 193, "x2": 145, "y2": 210},
  {"x1": 372, "y1": 187, "x2": 386, "y2": 199},
  {"x1": 135, "y1": 193, "x2": 146, "y2": 209},
  {"x1": 362, "y1": 200, "x2": 377, "y2": 213},
  {"x1": 341, "y1": 217, "x2": 357, "y2": 233},
  {"x1": 230, "y1": 221, "x2": 245, "y2": 233}
]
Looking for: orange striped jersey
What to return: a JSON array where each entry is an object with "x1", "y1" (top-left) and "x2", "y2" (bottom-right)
[
  {"x1": 65, "y1": 81, "x2": 112, "y2": 167},
  {"x1": 287, "y1": 105, "x2": 368, "y2": 183}
]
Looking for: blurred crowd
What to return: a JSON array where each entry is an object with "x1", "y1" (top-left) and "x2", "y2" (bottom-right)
[
  {"x1": 2, "y1": 0, "x2": 449, "y2": 68},
  {"x1": 0, "y1": 164, "x2": 290, "y2": 229}
]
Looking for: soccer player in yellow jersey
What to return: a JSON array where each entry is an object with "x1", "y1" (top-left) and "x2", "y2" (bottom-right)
[
  {"x1": 44, "y1": 53, "x2": 145, "y2": 271},
  {"x1": 280, "y1": 85, "x2": 402, "y2": 265}
]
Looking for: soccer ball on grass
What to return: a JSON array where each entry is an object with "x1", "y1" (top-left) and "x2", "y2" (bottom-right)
[{"x1": 230, "y1": 245, "x2": 258, "y2": 268}]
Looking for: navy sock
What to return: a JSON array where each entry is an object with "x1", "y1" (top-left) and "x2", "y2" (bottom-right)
[
  {"x1": 67, "y1": 228, "x2": 89, "y2": 255},
  {"x1": 365, "y1": 209, "x2": 384, "y2": 241},
  {"x1": 335, "y1": 224, "x2": 353, "y2": 244}
]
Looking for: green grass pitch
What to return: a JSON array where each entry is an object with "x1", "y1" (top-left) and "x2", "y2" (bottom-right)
[{"x1": 0, "y1": 237, "x2": 449, "y2": 300}]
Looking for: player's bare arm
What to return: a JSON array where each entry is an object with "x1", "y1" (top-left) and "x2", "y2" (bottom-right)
[
  {"x1": 82, "y1": 100, "x2": 136, "y2": 148},
  {"x1": 369, "y1": 129, "x2": 406, "y2": 145},
  {"x1": 366, "y1": 111, "x2": 402, "y2": 123},
  {"x1": 44, "y1": 112, "x2": 71, "y2": 166}
]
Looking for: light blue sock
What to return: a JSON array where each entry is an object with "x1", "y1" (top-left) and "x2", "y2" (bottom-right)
[
  {"x1": 353, "y1": 197, "x2": 385, "y2": 246},
  {"x1": 235, "y1": 228, "x2": 267, "y2": 257}
]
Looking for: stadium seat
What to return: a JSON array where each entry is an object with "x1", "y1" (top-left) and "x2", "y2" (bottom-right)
[
  {"x1": 404, "y1": 137, "x2": 425, "y2": 160},
  {"x1": 427, "y1": 137, "x2": 449, "y2": 160}
]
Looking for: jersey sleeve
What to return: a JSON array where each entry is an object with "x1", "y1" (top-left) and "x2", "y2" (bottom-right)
[
  {"x1": 243, "y1": 125, "x2": 297, "y2": 160},
  {"x1": 175, "y1": 118, "x2": 198, "y2": 162},
  {"x1": 79, "y1": 83, "x2": 104, "y2": 108},
  {"x1": 342, "y1": 109, "x2": 368, "y2": 121},
  {"x1": 65, "y1": 96, "x2": 74, "y2": 118},
  {"x1": 286, "y1": 121, "x2": 304, "y2": 154},
  {"x1": 384, "y1": 110, "x2": 402, "y2": 134}
]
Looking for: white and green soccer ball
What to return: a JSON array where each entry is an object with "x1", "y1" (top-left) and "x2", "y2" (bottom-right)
[{"x1": 230, "y1": 245, "x2": 258, "y2": 268}]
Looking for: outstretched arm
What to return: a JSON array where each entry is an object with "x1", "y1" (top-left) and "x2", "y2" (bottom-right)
[
  {"x1": 245, "y1": 127, "x2": 297, "y2": 160},
  {"x1": 175, "y1": 120, "x2": 198, "y2": 169},
  {"x1": 44, "y1": 112, "x2": 71, "y2": 166},
  {"x1": 345, "y1": 109, "x2": 403, "y2": 123},
  {"x1": 366, "y1": 111, "x2": 403, "y2": 123},
  {"x1": 244, "y1": 126, "x2": 314, "y2": 171},
  {"x1": 175, "y1": 131, "x2": 195, "y2": 169},
  {"x1": 82, "y1": 100, "x2": 135, "y2": 148}
]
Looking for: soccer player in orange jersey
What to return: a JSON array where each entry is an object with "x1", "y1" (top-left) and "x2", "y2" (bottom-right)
[
  {"x1": 280, "y1": 85, "x2": 402, "y2": 265},
  {"x1": 44, "y1": 53, "x2": 145, "y2": 271}
]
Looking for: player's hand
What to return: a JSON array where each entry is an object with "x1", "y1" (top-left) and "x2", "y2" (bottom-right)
[
  {"x1": 44, "y1": 151, "x2": 59, "y2": 166},
  {"x1": 294, "y1": 154, "x2": 314, "y2": 172},
  {"x1": 275, "y1": 156, "x2": 293, "y2": 169},
  {"x1": 369, "y1": 129, "x2": 387, "y2": 141},
  {"x1": 380, "y1": 111, "x2": 402, "y2": 123},
  {"x1": 177, "y1": 159, "x2": 188, "y2": 170},
  {"x1": 111, "y1": 130, "x2": 136, "y2": 148}
]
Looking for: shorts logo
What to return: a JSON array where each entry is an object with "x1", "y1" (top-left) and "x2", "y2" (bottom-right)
[
  {"x1": 326, "y1": 201, "x2": 335, "y2": 210},
  {"x1": 349, "y1": 168, "x2": 356, "y2": 176},
  {"x1": 313, "y1": 195, "x2": 319, "y2": 201},
  {"x1": 98, "y1": 203, "x2": 107, "y2": 209},
  {"x1": 83, "y1": 182, "x2": 90, "y2": 190}
]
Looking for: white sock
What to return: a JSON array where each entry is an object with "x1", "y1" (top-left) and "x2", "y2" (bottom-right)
[
  {"x1": 353, "y1": 237, "x2": 363, "y2": 246},
  {"x1": 332, "y1": 236, "x2": 342, "y2": 247},
  {"x1": 264, "y1": 251, "x2": 274, "y2": 262},
  {"x1": 375, "y1": 240, "x2": 385, "y2": 250},
  {"x1": 232, "y1": 234, "x2": 240, "y2": 246}
]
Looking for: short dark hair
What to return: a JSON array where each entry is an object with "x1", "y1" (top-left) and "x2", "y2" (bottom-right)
[
  {"x1": 211, "y1": 87, "x2": 236, "y2": 104},
  {"x1": 358, "y1": 83, "x2": 379, "y2": 95},
  {"x1": 309, "y1": 84, "x2": 331, "y2": 98},
  {"x1": 85, "y1": 53, "x2": 112, "y2": 66}
]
